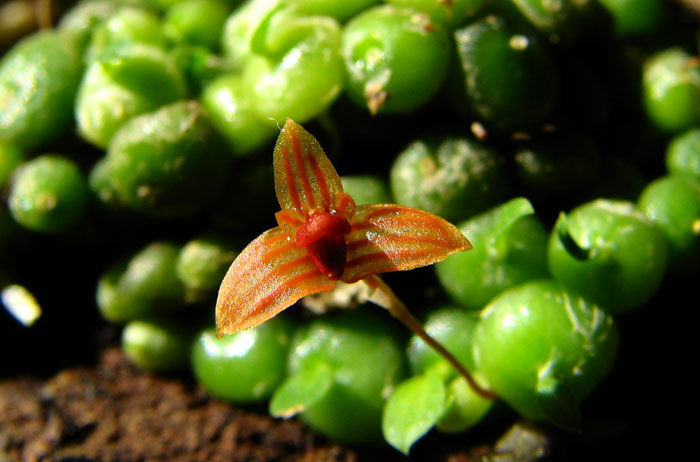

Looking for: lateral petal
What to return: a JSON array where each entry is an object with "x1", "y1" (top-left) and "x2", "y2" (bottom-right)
[
  {"x1": 273, "y1": 118, "x2": 344, "y2": 214},
  {"x1": 216, "y1": 226, "x2": 335, "y2": 335},
  {"x1": 341, "y1": 204, "x2": 472, "y2": 283}
]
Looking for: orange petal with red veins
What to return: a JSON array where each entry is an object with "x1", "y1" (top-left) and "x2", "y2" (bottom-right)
[
  {"x1": 216, "y1": 226, "x2": 335, "y2": 335},
  {"x1": 273, "y1": 118, "x2": 344, "y2": 214},
  {"x1": 340, "y1": 204, "x2": 472, "y2": 283}
]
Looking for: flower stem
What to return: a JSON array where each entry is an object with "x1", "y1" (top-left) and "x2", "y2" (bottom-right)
[
  {"x1": 362, "y1": 274, "x2": 497, "y2": 400},
  {"x1": 37, "y1": 0, "x2": 54, "y2": 29}
]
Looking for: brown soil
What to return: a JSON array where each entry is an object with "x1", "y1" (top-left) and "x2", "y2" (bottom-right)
[
  {"x1": 2, "y1": 348, "x2": 514, "y2": 462},
  {"x1": 0, "y1": 348, "x2": 358, "y2": 462}
]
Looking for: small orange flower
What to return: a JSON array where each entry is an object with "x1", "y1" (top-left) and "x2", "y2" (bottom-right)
[
  {"x1": 216, "y1": 118, "x2": 472, "y2": 335},
  {"x1": 215, "y1": 119, "x2": 499, "y2": 399}
]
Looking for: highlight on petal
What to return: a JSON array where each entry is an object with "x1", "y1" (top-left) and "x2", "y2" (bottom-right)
[
  {"x1": 340, "y1": 204, "x2": 472, "y2": 283},
  {"x1": 273, "y1": 118, "x2": 344, "y2": 214},
  {"x1": 216, "y1": 226, "x2": 336, "y2": 335}
]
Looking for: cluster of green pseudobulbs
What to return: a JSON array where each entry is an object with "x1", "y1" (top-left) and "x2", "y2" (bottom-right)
[{"x1": 1, "y1": 0, "x2": 697, "y2": 454}]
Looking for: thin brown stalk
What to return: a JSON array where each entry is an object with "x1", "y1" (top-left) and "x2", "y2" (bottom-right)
[{"x1": 363, "y1": 274, "x2": 497, "y2": 400}]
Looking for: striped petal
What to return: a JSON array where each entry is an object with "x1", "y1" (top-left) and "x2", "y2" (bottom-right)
[
  {"x1": 273, "y1": 118, "x2": 344, "y2": 214},
  {"x1": 340, "y1": 204, "x2": 472, "y2": 283},
  {"x1": 216, "y1": 226, "x2": 335, "y2": 335}
]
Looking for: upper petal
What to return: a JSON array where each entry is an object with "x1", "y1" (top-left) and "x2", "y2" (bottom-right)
[
  {"x1": 340, "y1": 204, "x2": 472, "y2": 283},
  {"x1": 216, "y1": 226, "x2": 335, "y2": 335},
  {"x1": 273, "y1": 118, "x2": 344, "y2": 214}
]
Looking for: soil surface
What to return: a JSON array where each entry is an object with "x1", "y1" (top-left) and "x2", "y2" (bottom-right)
[
  {"x1": 1, "y1": 348, "x2": 511, "y2": 462},
  {"x1": 1, "y1": 348, "x2": 360, "y2": 462}
]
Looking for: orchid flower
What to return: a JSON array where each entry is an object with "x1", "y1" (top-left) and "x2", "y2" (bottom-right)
[{"x1": 216, "y1": 119, "x2": 495, "y2": 399}]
